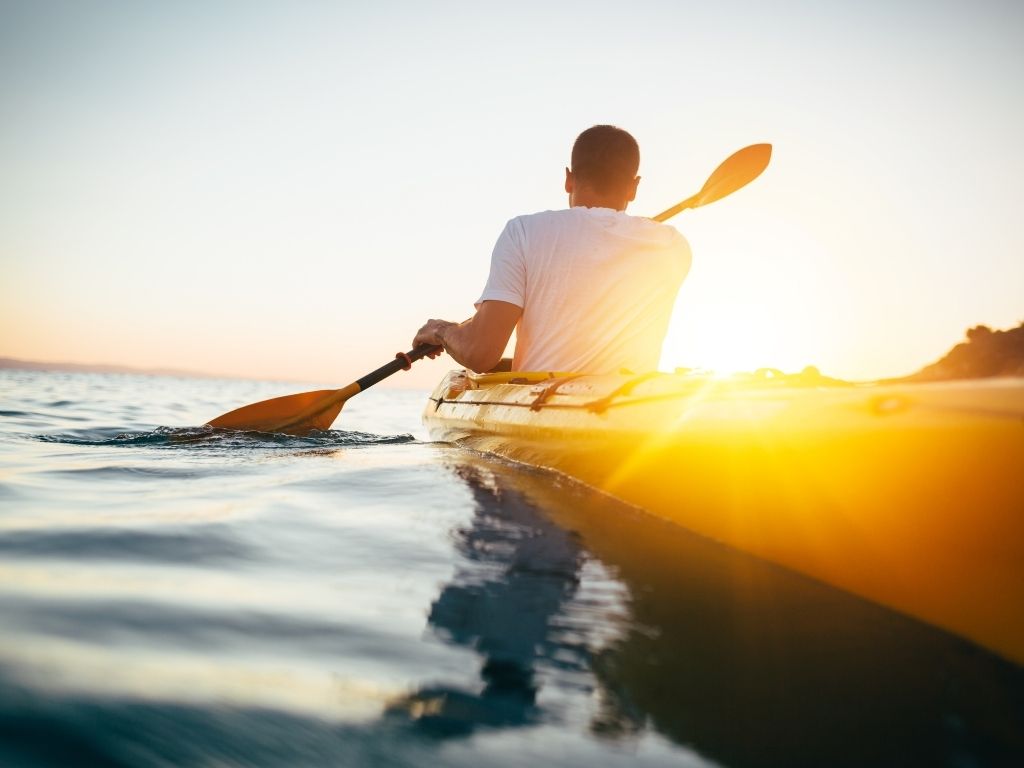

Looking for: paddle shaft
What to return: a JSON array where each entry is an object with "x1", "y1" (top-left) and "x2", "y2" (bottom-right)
[
  {"x1": 356, "y1": 344, "x2": 442, "y2": 392},
  {"x1": 652, "y1": 195, "x2": 698, "y2": 222}
]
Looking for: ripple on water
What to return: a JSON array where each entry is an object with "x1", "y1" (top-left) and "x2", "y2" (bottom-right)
[
  {"x1": 0, "y1": 596, "x2": 399, "y2": 658},
  {"x1": 0, "y1": 528, "x2": 254, "y2": 564},
  {"x1": 44, "y1": 465, "x2": 203, "y2": 480},
  {"x1": 35, "y1": 427, "x2": 416, "y2": 450}
]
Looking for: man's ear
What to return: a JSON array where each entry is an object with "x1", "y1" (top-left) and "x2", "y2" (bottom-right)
[
  {"x1": 627, "y1": 175, "x2": 640, "y2": 203},
  {"x1": 564, "y1": 167, "x2": 574, "y2": 194}
]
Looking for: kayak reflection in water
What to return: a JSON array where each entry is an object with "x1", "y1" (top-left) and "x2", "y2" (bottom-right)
[
  {"x1": 388, "y1": 455, "x2": 1024, "y2": 766},
  {"x1": 386, "y1": 465, "x2": 588, "y2": 736}
]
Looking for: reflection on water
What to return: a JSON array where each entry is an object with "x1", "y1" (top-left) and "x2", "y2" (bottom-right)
[
  {"x1": 388, "y1": 466, "x2": 588, "y2": 735},
  {"x1": 418, "y1": 453, "x2": 1024, "y2": 767}
]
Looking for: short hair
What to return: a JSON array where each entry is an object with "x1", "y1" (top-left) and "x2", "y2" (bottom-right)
[{"x1": 570, "y1": 125, "x2": 640, "y2": 195}]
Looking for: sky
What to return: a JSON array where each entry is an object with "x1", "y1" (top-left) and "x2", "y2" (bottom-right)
[{"x1": 1, "y1": 0, "x2": 1022, "y2": 388}]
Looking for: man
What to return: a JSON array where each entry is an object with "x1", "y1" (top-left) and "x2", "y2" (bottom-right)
[{"x1": 412, "y1": 125, "x2": 691, "y2": 374}]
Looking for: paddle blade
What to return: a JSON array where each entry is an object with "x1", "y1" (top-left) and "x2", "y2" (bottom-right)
[
  {"x1": 691, "y1": 143, "x2": 772, "y2": 208},
  {"x1": 206, "y1": 384, "x2": 359, "y2": 435},
  {"x1": 651, "y1": 143, "x2": 772, "y2": 222}
]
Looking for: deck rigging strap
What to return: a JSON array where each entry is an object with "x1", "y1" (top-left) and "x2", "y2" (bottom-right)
[
  {"x1": 585, "y1": 372, "x2": 662, "y2": 413},
  {"x1": 529, "y1": 375, "x2": 587, "y2": 411}
]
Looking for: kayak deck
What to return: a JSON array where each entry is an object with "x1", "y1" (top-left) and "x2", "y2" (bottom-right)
[{"x1": 424, "y1": 369, "x2": 1024, "y2": 665}]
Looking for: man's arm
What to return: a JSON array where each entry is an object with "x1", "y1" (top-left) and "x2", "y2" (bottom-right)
[{"x1": 412, "y1": 300, "x2": 521, "y2": 373}]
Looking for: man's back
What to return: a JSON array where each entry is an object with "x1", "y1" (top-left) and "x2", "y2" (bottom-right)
[
  {"x1": 413, "y1": 125, "x2": 691, "y2": 375},
  {"x1": 479, "y1": 207, "x2": 691, "y2": 373}
]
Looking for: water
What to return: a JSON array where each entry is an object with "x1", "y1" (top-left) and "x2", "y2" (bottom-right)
[{"x1": 1, "y1": 369, "x2": 1022, "y2": 767}]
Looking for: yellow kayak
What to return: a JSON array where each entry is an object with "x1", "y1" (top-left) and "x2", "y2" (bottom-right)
[{"x1": 424, "y1": 369, "x2": 1024, "y2": 665}]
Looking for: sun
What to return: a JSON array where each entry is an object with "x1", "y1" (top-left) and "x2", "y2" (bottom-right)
[
  {"x1": 657, "y1": 207, "x2": 842, "y2": 377},
  {"x1": 659, "y1": 316, "x2": 776, "y2": 375},
  {"x1": 658, "y1": 293, "x2": 826, "y2": 376}
]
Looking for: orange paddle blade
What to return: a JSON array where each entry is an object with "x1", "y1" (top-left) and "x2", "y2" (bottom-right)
[
  {"x1": 653, "y1": 143, "x2": 771, "y2": 222},
  {"x1": 206, "y1": 383, "x2": 360, "y2": 434},
  {"x1": 692, "y1": 142, "x2": 772, "y2": 208}
]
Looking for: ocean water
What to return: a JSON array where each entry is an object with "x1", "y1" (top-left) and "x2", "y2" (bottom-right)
[{"x1": 1, "y1": 369, "x2": 1022, "y2": 768}]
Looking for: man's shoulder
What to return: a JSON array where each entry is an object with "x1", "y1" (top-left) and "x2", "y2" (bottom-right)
[
  {"x1": 508, "y1": 209, "x2": 571, "y2": 227},
  {"x1": 513, "y1": 208, "x2": 678, "y2": 230},
  {"x1": 505, "y1": 208, "x2": 689, "y2": 255},
  {"x1": 497, "y1": 210, "x2": 572, "y2": 244},
  {"x1": 509, "y1": 207, "x2": 650, "y2": 232}
]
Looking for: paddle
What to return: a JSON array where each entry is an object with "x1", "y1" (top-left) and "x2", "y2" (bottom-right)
[
  {"x1": 206, "y1": 142, "x2": 772, "y2": 434},
  {"x1": 652, "y1": 143, "x2": 772, "y2": 221},
  {"x1": 206, "y1": 345, "x2": 442, "y2": 433}
]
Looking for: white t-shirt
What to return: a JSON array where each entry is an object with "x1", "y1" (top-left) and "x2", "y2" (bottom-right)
[{"x1": 477, "y1": 207, "x2": 691, "y2": 373}]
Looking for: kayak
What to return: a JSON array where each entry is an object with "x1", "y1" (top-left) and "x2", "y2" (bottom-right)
[{"x1": 424, "y1": 369, "x2": 1024, "y2": 665}]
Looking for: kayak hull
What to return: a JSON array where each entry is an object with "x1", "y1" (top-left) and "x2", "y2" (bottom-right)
[{"x1": 424, "y1": 370, "x2": 1024, "y2": 665}]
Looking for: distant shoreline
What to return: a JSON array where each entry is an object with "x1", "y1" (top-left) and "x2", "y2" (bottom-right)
[
  {"x1": 0, "y1": 356, "x2": 235, "y2": 381},
  {"x1": 0, "y1": 356, "x2": 427, "y2": 389}
]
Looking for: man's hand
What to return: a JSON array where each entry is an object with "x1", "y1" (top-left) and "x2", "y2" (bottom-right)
[
  {"x1": 412, "y1": 319, "x2": 455, "y2": 358},
  {"x1": 411, "y1": 302, "x2": 521, "y2": 373}
]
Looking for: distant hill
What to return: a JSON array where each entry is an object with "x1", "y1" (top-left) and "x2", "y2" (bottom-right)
[
  {"x1": 0, "y1": 356, "x2": 220, "y2": 379},
  {"x1": 902, "y1": 321, "x2": 1024, "y2": 382}
]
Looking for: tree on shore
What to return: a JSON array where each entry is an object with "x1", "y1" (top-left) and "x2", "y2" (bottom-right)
[{"x1": 904, "y1": 321, "x2": 1024, "y2": 381}]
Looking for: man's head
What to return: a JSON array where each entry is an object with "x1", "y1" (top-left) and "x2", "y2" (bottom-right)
[{"x1": 565, "y1": 125, "x2": 641, "y2": 210}]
